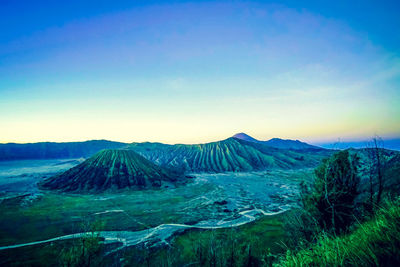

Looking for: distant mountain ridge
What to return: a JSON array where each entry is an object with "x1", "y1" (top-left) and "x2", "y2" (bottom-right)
[
  {"x1": 0, "y1": 135, "x2": 331, "y2": 173},
  {"x1": 0, "y1": 140, "x2": 127, "y2": 161},
  {"x1": 316, "y1": 138, "x2": 400, "y2": 151},
  {"x1": 232, "y1": 133, "x2": 323, "y2": 150},
  {"x1": 40, "y1": 149, "x2": 184, "y2": 192}
]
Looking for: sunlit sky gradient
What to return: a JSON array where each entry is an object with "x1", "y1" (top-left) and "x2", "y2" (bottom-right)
[{"x1": 1, "y1": 0, "x2": 399, "y2": 144}]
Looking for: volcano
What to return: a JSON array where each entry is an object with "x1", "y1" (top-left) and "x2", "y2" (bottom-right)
[{"x1": 39, "y1": 149, "x2": 184, "y2": 192}]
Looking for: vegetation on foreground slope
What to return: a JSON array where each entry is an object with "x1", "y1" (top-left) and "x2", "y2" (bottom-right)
[
  {"x1": 278, "y1": 148, "x2": 400, "y2": 267},
  {"x1": 278, "y1": 198, "x2": 400, "y2": 266}
]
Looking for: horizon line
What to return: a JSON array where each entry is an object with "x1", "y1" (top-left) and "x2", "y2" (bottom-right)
[{"x1": 1, "y1": 133, "x2": 400, "y2": 146}]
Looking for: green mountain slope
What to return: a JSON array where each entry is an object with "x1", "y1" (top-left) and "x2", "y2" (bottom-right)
[
  {"x1": 39, "y1": 149, "x2": 184, "y2": 192},
  {"x1": 128, "y1": 138, "x2": 333, "y2": 172}
]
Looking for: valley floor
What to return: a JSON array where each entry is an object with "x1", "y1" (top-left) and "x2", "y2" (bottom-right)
[{"x1": 0, "y1": 159, "x2": 312, "y2": 265}]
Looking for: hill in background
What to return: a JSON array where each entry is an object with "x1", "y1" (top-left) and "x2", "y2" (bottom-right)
[
  {"x1": 316, "y1": 138, "x2": 400, "y2": 151},
  {"x1": 0, "y1": 140, "x2": 127, "y2": 161},
  {"x1": 232, "y1": 133, "x2": 323, "y2": 150}
]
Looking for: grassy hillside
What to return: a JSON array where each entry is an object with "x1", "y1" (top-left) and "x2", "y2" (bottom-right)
[
  {"x1": 277, "y1": 149, "x2": 400, "y2": 267},
  {"x1": 39, "y1": 149, "x2": 184, "y2": 192},
  {"x1": 128, "y1": 137, "x2": 333, "y2": 172},
  {"x1": 277, "y1": 198, "x2": 400, "y2": 267}
]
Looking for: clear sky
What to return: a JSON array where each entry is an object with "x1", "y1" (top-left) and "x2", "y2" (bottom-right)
[{"x1": 1, "y1": 0, "x2": 399, "y2": 144}]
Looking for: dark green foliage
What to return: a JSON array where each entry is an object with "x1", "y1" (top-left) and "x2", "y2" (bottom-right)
[
  {"x1": 280, "y1": 148, "x2": 400, "y2": 266},
  {"x1": 352, "y1": 147, "x2": 400, "y2": 215},
  {"x1": 301, "y1": 150, "x2": 360, "y2": 234},
  {"x1": 59, "y1": 220, "x2": 104, "y2": 267},
  {"x1": 383, "y1": 153, "x2": 400, "y2": 193},
  {"x1": 282, "y1": 208, "x2": 320, "y2": 249},
  {"x1": 123, "y1": 232, "x2": 266, "y2": 267},
  {"x1": 39, "y1": 149, "x2": 185, "y2": 192},
  {"x1": 118, "y1": 216, "x2": 284, "y2": 266},
  {"x1": 59, "y1": 233, "x2": 103, "y2": 267},
  {"x1": 277, "y1": 198, "x2": 400, "y2": 267}
]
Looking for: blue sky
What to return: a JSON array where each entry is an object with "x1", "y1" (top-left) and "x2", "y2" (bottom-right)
[{"x1": 0, "y1": 1, "x2": 399, "y2": 144}]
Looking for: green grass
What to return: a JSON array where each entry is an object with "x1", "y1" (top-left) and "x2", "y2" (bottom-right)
[
  {"x1": 277, "y1": 198, "x2": 400, "y2": 267},
  {"x1": 119, "y1": 214, "x2": 286, "y2": 266},
  {"x1": 0, "y1": 181, "x2": 218, "y2": 246},
  {"x1": 0, "y1": 214, "x2": 286, "y2": 267},
  {"x1": 175, "y1": 214, "x2": 284, "y2": 258}
]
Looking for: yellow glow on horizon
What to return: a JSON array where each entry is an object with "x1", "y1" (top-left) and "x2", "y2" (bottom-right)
[
  {"x1": 1, "y1": 76, "x2": 399, "y2": 145},
  {"x1": 1, "y1": 98, "x2": 399, "y2": 144}
]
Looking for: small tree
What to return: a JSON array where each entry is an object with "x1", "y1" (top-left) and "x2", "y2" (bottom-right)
[
  {"x1": 302, "y1": 150, "x2": 360, "y2": 234},
  {"x1": 366, "y1": 136, "x2": 387, "y2": 210},
  {"x1": 59, "y1": 220, "x2": 104, "y2": 267}
]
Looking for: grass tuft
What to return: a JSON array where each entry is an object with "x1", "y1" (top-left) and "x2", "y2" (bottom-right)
[{"x1": 277, "y1": 198, "x2": 400, "y2": 266}]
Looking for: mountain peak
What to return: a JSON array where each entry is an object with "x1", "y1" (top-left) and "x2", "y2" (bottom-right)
[{"x1": 232, "y1": 133, "x2": 259, "y2": 143}]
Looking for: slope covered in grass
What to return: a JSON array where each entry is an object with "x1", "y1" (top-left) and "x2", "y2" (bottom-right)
[
  {"x1": 128, "y1": 138, "x2": 332, "y2": 172},
  {"x1": 277, "y1": 199, "x2": 400, "y2": 267},
  {"x1": 39, "y1": 149, "x2": 184, "y2": 192}
]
